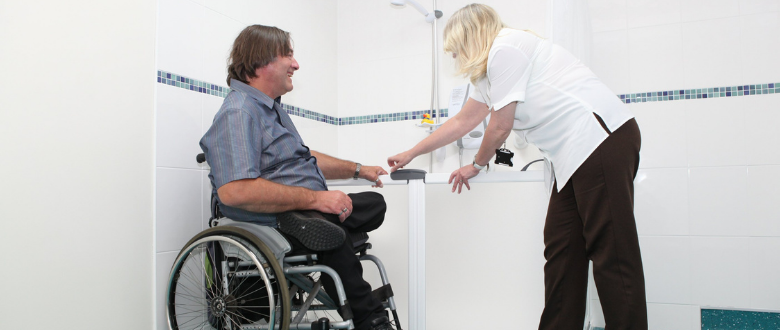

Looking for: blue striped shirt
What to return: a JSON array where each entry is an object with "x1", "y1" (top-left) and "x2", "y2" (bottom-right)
[{"x1": 200, "y1": 79, "x2": 327, "y2": 226}]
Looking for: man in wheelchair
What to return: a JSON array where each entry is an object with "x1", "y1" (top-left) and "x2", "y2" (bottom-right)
[{"x1": 198, "y1": 24, "x2": 394, "y2": 330}]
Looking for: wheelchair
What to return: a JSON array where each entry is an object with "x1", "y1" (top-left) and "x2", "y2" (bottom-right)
[{"x1": 165, "y1": 154, "x2": 401, "y2": 330}]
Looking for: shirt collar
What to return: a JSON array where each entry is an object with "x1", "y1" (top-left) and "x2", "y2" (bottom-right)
[{"x1": 229, "y1": 79, "x2": 275, "y2": 109}]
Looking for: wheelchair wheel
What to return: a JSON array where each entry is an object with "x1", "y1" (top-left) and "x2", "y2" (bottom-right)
[{"x1": 166, "y1": 227, "x2": 290, "y2": 330}]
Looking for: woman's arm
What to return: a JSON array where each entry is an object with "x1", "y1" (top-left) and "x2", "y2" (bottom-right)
[
  {"x1": 449, "y1": 101, "x2": 517, "y2": 193},
  {"x1": 387, "y1": 98, "x2": 490, "y2": 171}
]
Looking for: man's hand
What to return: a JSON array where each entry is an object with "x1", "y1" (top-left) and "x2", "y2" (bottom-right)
[
  {"x1": 312, "y1": 190, "x2": 353, "y2": 222},
  {"x1": 358, "y1": 165, "x2": 388, "y2": 188}
]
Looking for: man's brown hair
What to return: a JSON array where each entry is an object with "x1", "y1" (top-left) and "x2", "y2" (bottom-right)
[{"x1": 227, "y1": 25, "x2": 293, "y2": 86}]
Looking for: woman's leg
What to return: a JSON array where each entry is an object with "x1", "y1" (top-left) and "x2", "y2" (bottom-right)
[
  {"x1": 538, "y1": 179, "x2": 590, "y2": 330},
  {"x1": 571, "y1": 118, "x2": 647, "y2": 330}
]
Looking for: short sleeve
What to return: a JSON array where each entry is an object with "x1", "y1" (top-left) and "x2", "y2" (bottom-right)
[
  {"x1": 468, "y1": 82, "x2": 486, "y2": 104},
  {"x1": 487, "y1": 44, "x2": 532, "y2": 111},
  {"x1": 201, "y1": 109, "x2": 262, "y2": 189}
]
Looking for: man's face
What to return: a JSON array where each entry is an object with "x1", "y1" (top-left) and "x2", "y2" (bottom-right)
[{"x1": 258, "y1": 50, "x2": 299, "y2": 98}]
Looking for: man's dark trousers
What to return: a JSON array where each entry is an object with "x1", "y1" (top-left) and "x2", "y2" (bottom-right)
[{"x1": 283, "y1": 191, "x2": 388, "y2": 330}]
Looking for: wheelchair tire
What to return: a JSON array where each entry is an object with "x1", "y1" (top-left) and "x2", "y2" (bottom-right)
[{"x1": 166, "y1": 226, "x2": 291, "y2": 330}]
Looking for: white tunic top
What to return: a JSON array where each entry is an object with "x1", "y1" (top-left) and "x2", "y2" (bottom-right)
[{"x1": 470, "y1": 28, "x2": 634, "y2": 194}]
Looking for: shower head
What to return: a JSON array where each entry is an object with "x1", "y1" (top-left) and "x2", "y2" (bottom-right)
[{"x1": 390, "y1": 0, "x2": 442, "y2": 23}]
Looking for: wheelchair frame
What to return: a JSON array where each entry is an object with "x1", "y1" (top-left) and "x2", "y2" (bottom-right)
[{"x1": 165, "y1": 159, "x2": 401, "y2": 330}]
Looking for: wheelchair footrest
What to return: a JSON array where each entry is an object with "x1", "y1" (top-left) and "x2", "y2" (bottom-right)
[{"x1": 372, "y1": 284, "x2": 394, "y2": 302}]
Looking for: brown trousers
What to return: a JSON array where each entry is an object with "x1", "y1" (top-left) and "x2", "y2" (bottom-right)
[{"x1": 538, "y1": 118, "x2": 648, "y2": 330}]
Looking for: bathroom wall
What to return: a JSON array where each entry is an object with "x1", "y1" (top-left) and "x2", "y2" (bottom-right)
[
  {"x1": 153, "y1": 0, "x2": 780, "y2": 329},
  {"x1": 0, "y1": 0, "x2": 156, "y2": 328},
  {"x1": 154, "y1": 0, "x2": 337, "y2": 328},
  {"x1": 586, "y1": 0, "x2": 780, "y2": 328}
]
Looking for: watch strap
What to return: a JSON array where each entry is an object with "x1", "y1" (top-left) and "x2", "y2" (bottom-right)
[{"x1": 353, "y1": 163, "x2": 362, "y2": 179}]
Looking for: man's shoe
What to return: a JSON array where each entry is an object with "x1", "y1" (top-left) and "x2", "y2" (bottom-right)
[
  {"x1": 369, "y1": 316, "x2": 395, "y2": 330},
  {"x1": 277, "y1": 210, "x2": 345, "y2": 251}
]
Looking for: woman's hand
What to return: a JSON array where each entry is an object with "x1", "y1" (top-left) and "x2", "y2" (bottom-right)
[
  {"x1": 387, "y1": 151, "x2": 416, "y2": 172},
  {"x1": 448, "y1": 165, "x2": 481, "y2": 194}
]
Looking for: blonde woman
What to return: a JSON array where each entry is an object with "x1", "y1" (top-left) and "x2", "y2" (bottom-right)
[{"x1": 387, "y1": 4, "x2": 647, "y2": 330}]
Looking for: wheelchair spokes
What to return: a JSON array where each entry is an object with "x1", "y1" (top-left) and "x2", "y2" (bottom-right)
[{"x1": 168, "y1": 235, "x2": 284, "y2": 330}]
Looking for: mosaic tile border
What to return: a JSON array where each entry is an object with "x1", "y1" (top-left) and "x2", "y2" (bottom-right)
[
  {"x1": 158, "y1": 70, "x2": 230, "y2": 98},
  {"x1": 157, "y1": 70, "x2": 447, "y2": 125},
  {"x1": 158, "y1": 70, "x2": 778, "y2": 125},
  {"x1": 618, "y1": 83, "x2": 778, "y2": 104}
]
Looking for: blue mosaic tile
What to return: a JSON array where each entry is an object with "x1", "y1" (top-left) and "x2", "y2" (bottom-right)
[
  {"x1": 702, "y1": 309, "x2": 780, "y2": 330},
  {"x1": 158, "y1": 70, "x2": 778, "y2": 125}
]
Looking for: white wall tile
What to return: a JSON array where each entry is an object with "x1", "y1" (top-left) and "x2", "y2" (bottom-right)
[
  {"x1": 338, "y1": 53, "x2": 433, "y2": 117},
  {"x1": 685, "y1": 97, "x2": 746, "y2": 167},
  {"x1": 748, "y1": 237, "x2": 780, "y2": 310},
  {"x1": 689, "y1": 167, "x2": 748, "y2": 236},
  {"x1": 691, "y1": 305, "x2": 702, "y2": 330},
  {"x1": 648, "y1": 303, "x2": 694, "y2": 330},
  {"x1": 157, "y1": 0, "x2": 204, "y2": 79},
  {"x1": 157, "y1": 84, "x2": 204, "y2": 169},
  {"x1": 747, "y1": 166, "x2": 780, "y2": 236},
  {"x1": 156, "y1": 251, "x2": 178, "y2": 330},
  {"x1": 627, "y1": 0, "x2": 682, "y2": 28},
  {"x1": 635, "y1": 169, "x2": 690, "y2": 236},
  {"x1": 290, "y1": 117, "x2": 339, "y2": 157},
  {"x1": 631, "y1": 101, "x2": 688, "y2": 169},
  {"x1": 739, "y1": 0, "x2": 780, "y2": 14},
  {"x1": 628, "y1": 24, "x2": 685, "y2": 92},
  {"x1": 640, "y1": 237, "x2": 692, "y2": 304},
  {"x1": 591, "y1": 30, "x2": 631, "y2": 95},
  {"x1": 589, "y1": 0, "x2": 628, "y2": 32},
  {"x1": 202, "y1": 9, "x2": 244, "y2": 88},
  {"x1": 691, "y1": 237, "x2": 750, "y2": 307},
  {"x1": 681, "y1": 0, "x2": 740, "y2": 22},
  {"x1": 204, "y1": 0, "x2": 250, "y2": 24},
  {"x1": 740, "y1": 13, "x2": 780, "y2": 85},
  {"x1": 157, "y1": 168, "x2": 205, "y2": 253},
  {"x1": 744, "y1": 94, "x2": 780, "y2": 165},
  {"x1": 336, "y1": 0, "x2": 431, "y2": 65},
  {"x1": 682, "y1": 17, "x2": 742, "y2": 88}
]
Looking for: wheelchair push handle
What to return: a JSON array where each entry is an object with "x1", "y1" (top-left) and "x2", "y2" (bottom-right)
[{"x1": 196, "y1": 153, "x2": 206, "y2": 164}]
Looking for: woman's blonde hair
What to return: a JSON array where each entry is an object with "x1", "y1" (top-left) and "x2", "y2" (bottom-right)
[{"x1": 443, "y1": 4, "x2": 507, "y2": 84}]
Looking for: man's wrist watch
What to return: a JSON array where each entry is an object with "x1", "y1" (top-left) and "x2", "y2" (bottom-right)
[
  {"x1": 353, "y1": 162, "x2": 362, "y2": 179},
  {"x1": 472, "y1": 156, "x2": 488, "y2": 172}
]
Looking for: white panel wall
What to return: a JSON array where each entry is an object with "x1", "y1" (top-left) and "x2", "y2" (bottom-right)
[
  {"x1": 154, "y1": 1, "x2": 338, "y2": 329},
  {"x1": 0, "y1": 1, "x2": 156, "y2": 329}
]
